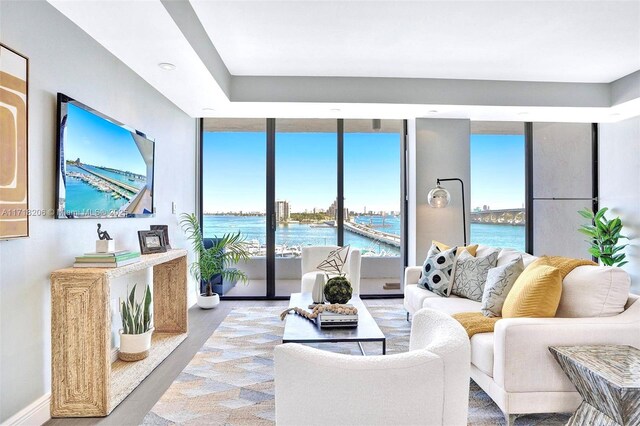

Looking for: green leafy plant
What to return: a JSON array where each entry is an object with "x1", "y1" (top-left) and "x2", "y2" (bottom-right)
[
  {"x1": 578, "y1": 207, "x2": 628, "y2": 267},
  {"x1": 180, "y1": 213, "x2": 250, "y2": 296},
  {"x1": 120, "y1": 283, "x2": 152, "y2": 335}
]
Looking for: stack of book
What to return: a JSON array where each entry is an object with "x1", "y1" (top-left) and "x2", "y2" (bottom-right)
[
  {"x1": 74, "y1": 250, "x2": 141, "y2": 268},
  {"x1": 318, "y1": 306, "x2": 359, "y2": 328}
]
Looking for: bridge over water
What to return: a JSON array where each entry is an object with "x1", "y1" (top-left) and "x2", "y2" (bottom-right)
[{"x1": 470, "y1": 208, "x2": 525, "y2": 226}]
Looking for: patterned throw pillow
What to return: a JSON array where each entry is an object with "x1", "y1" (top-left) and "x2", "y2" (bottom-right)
[
  {"x1": 481, "y1": 256, "x2": 525, "y2": 317},
  {"x1": 418, "y1": 244, "x2": 458, "y2": 297},
  {"x1": 451, "y1": 250, "x2": 499, "y2": 302}
]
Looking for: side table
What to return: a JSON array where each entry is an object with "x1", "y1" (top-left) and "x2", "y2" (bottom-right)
[{"x1": 549, "y1": 345, "x2": 640, "y2": 426}]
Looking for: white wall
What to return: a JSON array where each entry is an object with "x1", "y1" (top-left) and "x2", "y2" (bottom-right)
[
  {"x1": 409, "y1": 118, "x2": 471, "y2": 265},
  {"x1": 0, "y1": 1, "x2": 197, "y2": 422},
  {"x1": 599, "y1": 117, "x2": 640, "y2": 293}
]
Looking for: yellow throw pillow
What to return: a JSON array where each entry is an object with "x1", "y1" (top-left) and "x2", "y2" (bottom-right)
[
  {"x1": 433, "y1": 240, "x2": 478, "y2": 257},
  {"x1": 502, "y1": 263, "x2": 563, "y2": 318}
]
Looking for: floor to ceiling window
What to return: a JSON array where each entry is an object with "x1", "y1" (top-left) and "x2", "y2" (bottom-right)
[
  {"x1": 470, "y1": 122, "x2": 526, "y2": 252},
  {"x1": 201, "y1": 118, "x2": 267, "y2": 297},
  {"x1": 201, "y1": 118, "x2": 406, "y2": 298}
]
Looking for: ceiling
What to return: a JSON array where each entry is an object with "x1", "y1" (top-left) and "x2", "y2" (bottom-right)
[
  {"x1": 191, "y1": 0, "x2": 640, "y2": 83},
  {"x1": 48, "y1": 0, "x2": 640, "y2": 122}
]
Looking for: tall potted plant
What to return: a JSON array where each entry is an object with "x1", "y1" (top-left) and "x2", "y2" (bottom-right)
[
  {"x1": 578, "y1": 207, "x2": 628, "y2": 267},
  {"x1": 180, "y1": 213, "x2": 250, "y2": 309},
  {"x1": 119, "y1": 283, "x2": 153, "y2": 361}
]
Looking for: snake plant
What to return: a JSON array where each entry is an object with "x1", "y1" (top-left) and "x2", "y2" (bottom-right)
[{"x1": 120, "y1": 283, "x2": 152, "y2": 335}]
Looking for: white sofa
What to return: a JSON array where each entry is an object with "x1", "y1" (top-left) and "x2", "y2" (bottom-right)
[
  {"x1": 300, "y1": 246, "x2": 361, "y2": 293},
  {"x1": 404, "y1": 245, "x2": 640, "y2": 424},
  {"x1": 275, "y1": 308, "x2": 470, "y2": 425}
]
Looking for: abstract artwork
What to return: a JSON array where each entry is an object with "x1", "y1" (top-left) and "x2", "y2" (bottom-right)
[{"x1": 0, "y1": 44, "x2": 29, "y2": 239}]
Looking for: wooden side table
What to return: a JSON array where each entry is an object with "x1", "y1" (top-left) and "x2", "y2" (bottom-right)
[
  {"x1": 50, "y1": 249, "x2": 189, "y2": 417},
  {"x1": 549, "y1": 345, "x2": 640, "y2": 426}
]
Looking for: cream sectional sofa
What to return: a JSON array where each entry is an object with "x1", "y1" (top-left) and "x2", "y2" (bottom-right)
[{"x1": 404, "y1": 245, "x2": 640, "y2": 424}]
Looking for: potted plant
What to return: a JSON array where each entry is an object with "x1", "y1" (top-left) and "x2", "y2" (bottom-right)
[
  {"x1": 578, "y1": 207, "x2": 628, "y2": 267},
  {"x1": 119, "y1": 283, "x2": 153, "y2": 362},
  {"x1": 180, "y1": 213, "x2": 250, "y2": 309}
]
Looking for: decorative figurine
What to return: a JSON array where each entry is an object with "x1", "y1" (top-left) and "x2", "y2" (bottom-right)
[{"x1": 97, "y1": 223, "x2": 112, "y2": 240}]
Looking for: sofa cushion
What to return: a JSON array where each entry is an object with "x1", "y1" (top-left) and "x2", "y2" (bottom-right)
[
  {"x1": 497, "y1": 248, "x2": 537, "y2": 268},
  {"x1": 502, "y1": 264, "x2": 563, "y2": 318},
  {"x1": 422, "y1": 295, "x2": 482, "y2": 315},
  {"x1": 418, "y1": 244, "x2": 457, "y2": 297},
  {"x1": 451, "y1": 250, "x2": 499, "y2": 302},
  {"x1": 470, "y1": 332, "x2": 494, "y2": 377},
  {"x1": 405, "y1": 285, "x2": 441, "y2": 313},
  {"x1": 556, "y1": 265, "x2": 631, "y2": 318},
  {"x1": 481, "y1": 257, "x2": 525, "y2": 317}
]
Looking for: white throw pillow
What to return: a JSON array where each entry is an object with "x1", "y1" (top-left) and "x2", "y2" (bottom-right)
[
  {"x1": 418, "y1": 244, "x2": 457, "y2": 297},
  {"x1": 450, "y1": 250, "x2": 499, "y2": 302},
  {"x1": 481, "y1": 256, "x2": 524, "y2": 317},
  {"x1": 556, "y1": 265, "x2": 630, "y2": 318}
]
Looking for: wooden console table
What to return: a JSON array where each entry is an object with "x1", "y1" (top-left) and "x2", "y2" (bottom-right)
[{"x1": 50, "y1": 249, "x2": 189, "y2": 417}]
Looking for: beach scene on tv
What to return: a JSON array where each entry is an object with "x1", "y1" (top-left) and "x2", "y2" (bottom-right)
[{"x1": 58, "y1": 102, "x2": 154, "y2": 218}]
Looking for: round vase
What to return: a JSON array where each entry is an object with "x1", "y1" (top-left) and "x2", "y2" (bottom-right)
[
  {"x1": 119, "y1": 328, "x2": 153, "y2": 362},
  {"x1": 197, "y1": 293, "x2": 220, "y2": 309}
]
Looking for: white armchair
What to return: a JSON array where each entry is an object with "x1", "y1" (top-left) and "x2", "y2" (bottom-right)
[
  {"x1": 300, "y1": 246, "x2": 361, "y2": 294},
  {"x1": 274, "y1": 308, "x2": 471, "y2": 426}
]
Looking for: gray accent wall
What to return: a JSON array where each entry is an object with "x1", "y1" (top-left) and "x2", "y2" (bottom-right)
[
  {"x1": 0, "y1": 1, "x2": 197, "y2": 422},
  {"x1": 409, "y1": 118, "x2": 471, "y2": 265},
  {"x1": 531, "y1": 122, "x2": 594, "y2": 258},
  {"x1": 599, "y1": 117, "x2": 640, "y2": 293}
]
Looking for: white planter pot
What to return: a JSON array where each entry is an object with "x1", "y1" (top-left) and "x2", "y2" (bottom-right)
[
  {"x1": 119, "y1": 328, "x2": 153, "y2": 362},
  {"x1": 197, "y1": 293, "x2": 220, "y2": 309}
]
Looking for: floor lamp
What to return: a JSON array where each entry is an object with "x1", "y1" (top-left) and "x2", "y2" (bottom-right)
[{"x1": 427, "y1": 178, "x2": 467, "y2": 246}]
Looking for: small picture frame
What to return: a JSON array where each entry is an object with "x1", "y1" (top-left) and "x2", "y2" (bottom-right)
[
  {"x1": 150, "y1": 225, "x2": 171, "y2": 249},
  {"x1": 138, "y1": 230, "x2": 167, "y2": 255}
]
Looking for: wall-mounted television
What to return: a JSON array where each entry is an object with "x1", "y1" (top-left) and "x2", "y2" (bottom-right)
[{"x1": 55, "y1": 93, "x2": 155, "y2": 219}]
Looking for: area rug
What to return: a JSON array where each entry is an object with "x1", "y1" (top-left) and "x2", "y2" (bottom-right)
[{"x1": 142, "y1": 306, "x2": 570, "y2": 425}]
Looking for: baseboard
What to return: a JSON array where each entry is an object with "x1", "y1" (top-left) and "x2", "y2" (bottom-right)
[{"x1": 1, "y1": 393, "x2": 50, "y2": 426}]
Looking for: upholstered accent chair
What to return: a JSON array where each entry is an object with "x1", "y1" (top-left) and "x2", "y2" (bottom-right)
[
  {"x1": 300, "y1": 245, "x2": 361, "y2": 294},
  {"x1": 274, "y1": 308, "x2": 471, "y2": 426}
]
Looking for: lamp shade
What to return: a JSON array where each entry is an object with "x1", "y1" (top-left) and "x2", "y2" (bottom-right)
[{"x1": 428, "y1": 184, "x2": 451, "y2": 208}]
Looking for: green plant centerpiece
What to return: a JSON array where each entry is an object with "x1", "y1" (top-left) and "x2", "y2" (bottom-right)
[
  {"x1": 180, "y1": 213, "x2": 250, "y2": 308},
  {"x1": 578, "y1": 207, "x2": 628, "y2": 267},
  {"x1": 119, "y1": 283, "x2": 153, "y2": 361},
  {"x1": 317, "y1": 245, "x2": 353, "y2": 304}
]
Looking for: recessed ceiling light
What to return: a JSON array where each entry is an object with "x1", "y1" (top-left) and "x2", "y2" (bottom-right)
[
  {"x1": 428, "y1": 110, "x2": 438, "y2": 114},
  {"x1": 158, "y1": 62, "x2": 176, "y2": 71},
  {"x1": 202, "y1": 108, "x2": 216, "y2": 111},
  {"x1": 610, "y1": 112, "x2": 621, "y2": 117},
  {"x1": 330, "y1": 108, "x2": 341, "y2": 112},
  {"x1": 517, "y1": 111, "x2": 530, "y2": 116}
]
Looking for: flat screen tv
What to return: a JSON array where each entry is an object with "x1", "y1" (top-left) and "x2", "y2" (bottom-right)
[{"x1": 55, "y1": 93, "x2": 155, "y2": 219}]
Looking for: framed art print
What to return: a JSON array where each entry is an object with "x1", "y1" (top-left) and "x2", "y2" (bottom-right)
[{"x1": 0, "y1": 43, "x2": 29, "y2": 239}]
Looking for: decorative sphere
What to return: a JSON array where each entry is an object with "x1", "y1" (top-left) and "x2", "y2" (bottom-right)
[
  {"x1": 324, "y1": 276, "x2": 353, "y2": 304},
  {"x1": 428, "y1": 186, "x2": 450, "y2": 208}
]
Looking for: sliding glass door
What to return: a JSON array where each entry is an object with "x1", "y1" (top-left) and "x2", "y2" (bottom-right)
[
  {"x1": 201, "y1": 119, "x2": 267, "y2": 297},
  {"x1": 274, "y1": 119, "x2": 337, "y2": 296},
  {"x1": 201, "y1": 118, "x2": 406, "y2": 298}
]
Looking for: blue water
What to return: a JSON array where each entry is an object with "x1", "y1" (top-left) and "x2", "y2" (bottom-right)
[
  {"x1": 203, "y1": 215, "x2": 526, "y2": 255},
  {"x1": 65, "y1": 165, "x2": 129, "y2": 213}
]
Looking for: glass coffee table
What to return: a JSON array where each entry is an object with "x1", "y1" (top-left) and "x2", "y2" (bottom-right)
[{"x1": 282, "y1": 292, "x2": 386, "y2": 355}]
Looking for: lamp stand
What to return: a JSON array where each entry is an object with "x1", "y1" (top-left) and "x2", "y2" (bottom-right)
[{"x1": 437, "y1": 178, "x2": 467, "y2": 246}]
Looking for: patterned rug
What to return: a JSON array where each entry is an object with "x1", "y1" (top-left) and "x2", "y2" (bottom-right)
[{"x1": 142, "y1": 306, "x2": 570, "y2": 425}]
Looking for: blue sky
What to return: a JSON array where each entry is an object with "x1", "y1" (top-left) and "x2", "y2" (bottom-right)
[
  {"x1": 470, "y1": 134, "x2": 525, "y2": 210},
  {"x1": 203, "y1": 131, "x2": 401, "y2": 213},
  {"x1": 203, "y1": 131, "x2": 524, "y2": 213},
  {"x1": 63, "y1": 103, "x2": 147, "y2": 175}
]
